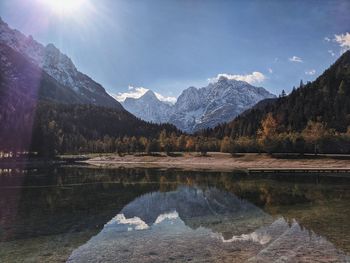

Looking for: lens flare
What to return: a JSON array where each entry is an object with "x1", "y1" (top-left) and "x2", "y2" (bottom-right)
[{"x1": 39, "y1": 0, "x2": 87, "y2": 16}]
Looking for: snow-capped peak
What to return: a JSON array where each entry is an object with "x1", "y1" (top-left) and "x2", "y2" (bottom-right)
[
  {"x1": 142, "y1": 89, "x2": 158, "y2": 100},
  {"x1": 115, "y1": 86, "x2": 177, "y2": 105},
  {"x1": 123, "y1": 81, "x2": 276, "y2": 133},
  {"x1": 122, "y1": 89, "x2": 173, "y2": 124}
]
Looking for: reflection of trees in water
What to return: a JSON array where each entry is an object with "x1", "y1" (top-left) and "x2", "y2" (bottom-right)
[
  {"x1": 0, "y1": 167, "x2": 162, "y2": 241},
  {"x1": 1, "y1": 166, "x2": 350, "y2": 252},
  {"x1": 1, "y1": 183, "x2": 155, "y2": 241}
]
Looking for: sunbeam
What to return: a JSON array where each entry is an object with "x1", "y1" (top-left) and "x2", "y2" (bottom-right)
[{"x1": 38, "y1": 0, "x2": 88, "y2": 16}]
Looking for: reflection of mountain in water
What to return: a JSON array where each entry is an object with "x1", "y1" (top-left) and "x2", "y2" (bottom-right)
[
  {"x1": 68, "y1": 186, "x2": 350, "y2": 263},
  {"x1": 121, "y1": 186, "x2": 271, "y2": 236}
]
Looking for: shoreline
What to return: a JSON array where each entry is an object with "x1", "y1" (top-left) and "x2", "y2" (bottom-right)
[{"x1": 82, "y1": 152, "x2": 350, "y2": 172}]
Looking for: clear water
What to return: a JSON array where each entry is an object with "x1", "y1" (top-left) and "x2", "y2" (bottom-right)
[{"x1": 0, "y1": 165, "x2": 350, "y2": 262}]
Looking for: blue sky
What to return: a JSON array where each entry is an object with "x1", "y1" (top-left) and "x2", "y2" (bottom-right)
[{"x1": 1, "y1": 0, "x2": 349, "y2": 101}]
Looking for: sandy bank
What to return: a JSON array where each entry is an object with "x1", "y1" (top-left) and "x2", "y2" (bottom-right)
[{"x1": 83, "y1": 153, "x2": 350, "y2": 171}]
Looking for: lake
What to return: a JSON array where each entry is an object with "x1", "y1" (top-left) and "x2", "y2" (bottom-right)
[{"x1": 0, "y1": 165, "x2": 350, "y2": 262}]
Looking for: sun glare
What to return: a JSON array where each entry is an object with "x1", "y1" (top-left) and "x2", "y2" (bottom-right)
[{"x1": 40, "y1": 0, "x2": 87, "y2": 16}]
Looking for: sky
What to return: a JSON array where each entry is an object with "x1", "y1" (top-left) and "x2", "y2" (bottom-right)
[{"x1": 0, "y1": 0, "x2": 350, "y2": 102}]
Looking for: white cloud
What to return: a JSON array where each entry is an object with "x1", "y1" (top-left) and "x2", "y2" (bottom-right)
[
  {"x1": 289, "y1": 56, "x2": 303, "y2": 63},
  {"x1": 305, "y1": 69, "x2": 316, "y2": 75},
  {"x1": 268, "y1": 68, "x2": 273, "y2": 74},
  {"x1": 154, "y1": 92, "x2": 177, "y2": 104},
  {"x1": 114, "y1": 86, "x2": 177, "y2": 104},
  {"x1": 108, "y1": 214, "x2": 149, "y2": 230},
  {"x1": 324, "y1": 37, "x2": 331, "y2": 42},
  {"x1": 209, "y1": 71, "x2": 266, "y2": 85},
  {"x1": 155, "y1": 211, "x2": 179, "y2": 224},
  {"x1": 334, "y1": 32, "x2": 350, "y2": 53},
  {"x1": 114, "y1": 86, "x2": 148, "y2": 101}
]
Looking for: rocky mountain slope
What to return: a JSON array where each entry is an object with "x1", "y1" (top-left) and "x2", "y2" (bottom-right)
[
  {"x1": 172, "y1": 77, "x2": 275, "y2": 132},
  {"x1": 122, "y1": 77, "x2": 275, "y2": 133},
  {"x1": 123, "y1": 90, "x2": 172, "y2": 123},
  {"x1": 0, "y1": 43, "x2": 85, "y2": 105},
  {"x1": 0, "y1": 17, "x2": 122, "y2": 109}
]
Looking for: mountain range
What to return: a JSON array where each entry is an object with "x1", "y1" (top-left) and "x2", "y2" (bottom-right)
[
  {"x1": 122, "y1": 78, "x2": 275, "y2": 133},
  {"x1": 1, "y1": 17, "x2": 275, "y2": 134}
]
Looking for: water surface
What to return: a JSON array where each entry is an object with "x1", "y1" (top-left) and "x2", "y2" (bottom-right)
[{"x1": 0, "y1": 165, "x2": 350, "y2": 262}]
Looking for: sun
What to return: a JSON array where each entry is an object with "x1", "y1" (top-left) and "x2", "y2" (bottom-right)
[{"x1": 39, "y1": 0, "x2": 87, "y2": 16}]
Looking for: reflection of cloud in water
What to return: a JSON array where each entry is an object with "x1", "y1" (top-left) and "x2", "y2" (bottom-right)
[
  {"x1": 107, "y1": 214, "x2": 149, "y2": 231},
  {"x1": 108, "y1": 210, "x2": 270, "y2": 245},
  {"x1": 154, "y1": 211, "x2": 179, "y2": 224},
  {"x1": 106, "y1": 211, "x2": 180, "y2": 232},
  {"x1": 68, "y1": 187, "x2": 350, "y2": 263},
  {"x1": 219, "y1": 232, "x2": 271, "y2": 245}
]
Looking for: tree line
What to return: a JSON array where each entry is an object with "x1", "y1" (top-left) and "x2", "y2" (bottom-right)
[
  {"x1": 1, "y1": 103, "x2": 350, "y2": 157},
  {"x1": 1, "y1": 98, "x2": 350, "y2": 157},
  {"x1": 58, "y1": 115, "x2": 350, "y2": 156}
]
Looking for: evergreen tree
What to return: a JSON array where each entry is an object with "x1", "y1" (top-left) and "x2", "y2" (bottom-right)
[{"x1": 281, "y1": 89, "x2": 286, "y2": 97}]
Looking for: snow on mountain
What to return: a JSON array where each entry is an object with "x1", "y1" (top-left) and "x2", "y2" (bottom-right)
[
  {"x1": 169, "y1": 77, "x2": 274, "y2": 132},
  {"x1": 122, "y1": 76, "x2": 276, "y2": 132},
  {"x1": 0, "y1": 17, "x2": 122, "y2": 109},
  {"x1": 122, "y1": 90, "x2": 172, "y2": 123}
]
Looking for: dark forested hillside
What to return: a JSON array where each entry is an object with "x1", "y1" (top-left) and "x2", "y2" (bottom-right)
[
  {"x1": 0, "y1": 101, "x2": 180, "y2": 156},
  {"x1": 29, "y1": 103, "x2": 180, "y2": 156},
  {"x1": 207, "y1": 50, "x2": 350, "y2": 139}
]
